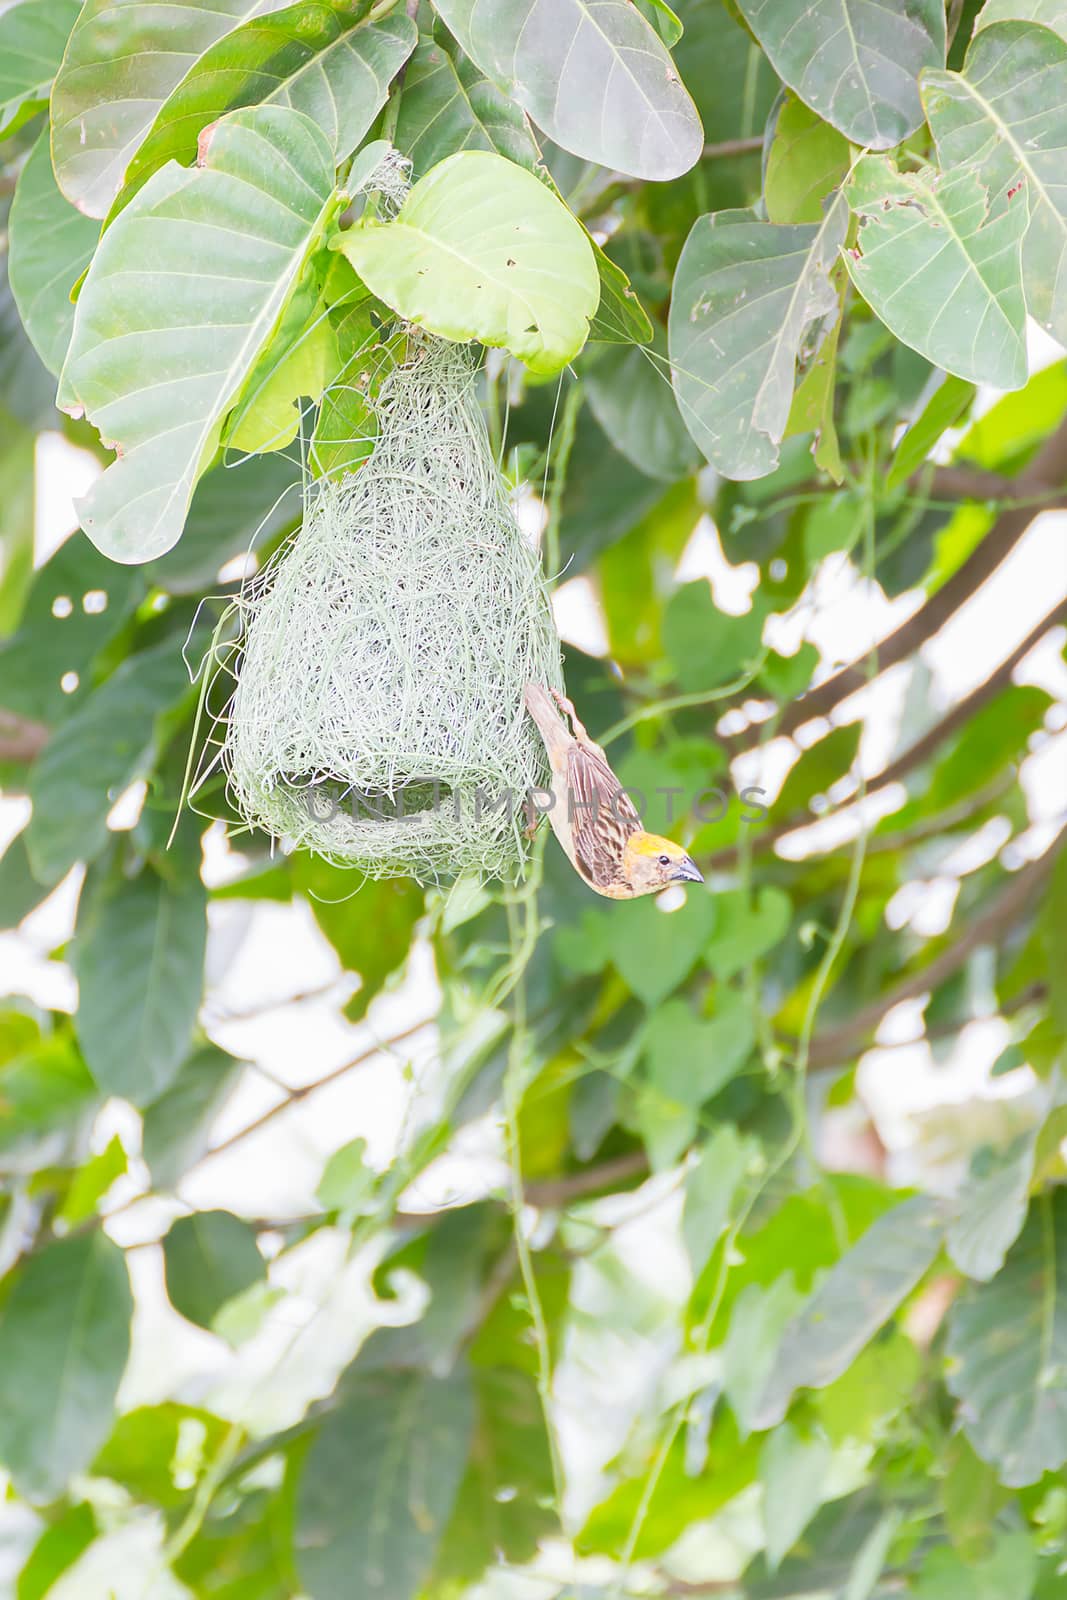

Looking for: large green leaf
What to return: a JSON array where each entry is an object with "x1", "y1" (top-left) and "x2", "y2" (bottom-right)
[
  {"x1": 764, "y1": 94, "x2": 851, "y2": 226},
  {"x1": 668, "y1": 196, "x2": 848, "y2": 480},
  {"x1": 753, "y1": 1196, "x2": 946, "y2": 1427},
  {"x1": 75, "y1": 869, "x2": 208, "y2": 1105},
  {"x1": 946, "y1": 1129, "x2": 1038, "y2": 1283},
  {"x1": 395, "y1": 31, "x2": 539, "y2": 178},
  {"x1": 51, "y1": 0, "x2": 290, "y2": 216},
  {"x1": 736, "y1": 0, "x2": 945, "y2": 149},
  {"x1": 585, "y1": 336, "x2": 699, "y2": 481},
  {"x1": 430, "y1": 0, "x2": 703, "y2": 180},
  {"x1": 923, "y1": 22, "x2": 1067, "y2": 344},
  {"x1": 8, "y1": 131, "x2": 100, "y2": 378},
  {"x1": 26, "y1": 644, "x2": 190, "y2": 885},
  {"x1": 0, "y1": 1033, "x2": 98, "y2": 1175},
  {"x1": 946, "y1": 1189, "x2": 1067, "y2": 1486},
  {"x1": 296, "y1": 1367, "x2": 474, "y2": 1599},
  {"x1": 0, "y1": 1233, "x2": 131, "y2": 1501},
  {"x1": 113, "y1": 0, "x2": 417, "y2": 216},
  {"x1": 163, "y1": 1211, "x2": 266, "y2": 1330},
  {"x1": 844, "y1": 155, "x2": 1029, "y2": 390},
  {"x1": 0, "y1": 0, "x2": 79, "y2": 139},
  {"x1": 339, "y1": 149, "x2": 598, "y2": 375},
  {"x1": 977, "y1": 0, "x2": 1067, "y2": 34},
  {"x1": 57, "y1": 105, "x2": 338, "y2": 562},
  {"x1": 0, "y1": 533, "x2": 145, "y2": 725},
  {"x1": 141, "y1": 1045, "x2": 245, "y2": 1189}
]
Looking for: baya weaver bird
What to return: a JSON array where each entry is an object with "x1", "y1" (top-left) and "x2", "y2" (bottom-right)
[{"x1": 524, "y1": 683, "x2": 704, "y2": 899}]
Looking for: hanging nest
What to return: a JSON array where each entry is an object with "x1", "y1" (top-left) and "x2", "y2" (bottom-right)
[{"x1": 220, "y1": 332, "x2": 564, "y2": 883}]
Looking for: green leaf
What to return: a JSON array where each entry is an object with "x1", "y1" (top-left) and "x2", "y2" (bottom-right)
[
  {"x1": 0, "y1": 0, "x2": 79, "y2": 138},
  {"x1": 51, "y1": 0, "x2": 292, "y2": 216},
  {"x1": 26, "y1": 644, "x2": 190, "y2": 885},
  {"x1": 947, "y1": 1129, "x2": 1037, "y2": 1282},
  {"x1": 843, "y1": 155, "x2": 1029, "y2": 390},
  {"x1": 338, "y1": 149, "x2": 599, "y2": 376},
  {"x1": 114, "y1": 0, "x2": 417, "y2": 216},
  {"x1": 760, "y1": 1422, "x2": 833, "y2": 1570},
  {"x1": 662, "y1": 581, "x2": 767, "y2": 693},
  {"x1": 775, "y1": 722, "x2": 862, "y2": 817},
  {"x1": 0, "y1": 1034, "x2": 98, "y2": 1175},
  {"x1": 946, "y1": 1189, "x2": 1067, "y2": 1485},
  {"x1": 914, "y1": 1532, "x2": 1037, "y2": 1600},
  {"x1": 669, "y1": 197, "x2": 848, "y2": 480},
  {"x1": 0, "y1": 533, "x2": 145, "y2": 725},
  {"x1": 0, "y1": 1232, "x2": 131, "y2": 1501},
  {"x1": 433, "y1": 1366, "x2": 555, "y2": 1584},
  {"x1": 16, "y1": 1502, "x2": 96, "y2": 1600},
  {"x1": 923, "y1": 21, "x2": 1067, "y2": 345},
  {"x1": 395, "y1": 32, "x2": 540, "y2": 179},
  {"x1": 141, "y1": 1045, "x2": 244, "y2": 1189},
  {"x1": 977, "y1": 0, "x2": 1067, "y2": 39},
  {"x1": 736, "y1": 0, "x2": 945, "y2": 148},
  {"x1": 93, "y1": 1401, "x2": 229, "y2": 1508},
  {"x1": 163, "y1": 1210, "x2": 266, "y2": 1331},
  {"x1": 585, "y1": 335, "x2": 699, "y2": 481},
  {"x1": 604, "y1": 888, "x2": 716, "y2": 1007},
  {"x1": 682, "y1": 1124, "x2": 757, "y2": 1276},
  {"x1": 0, "y1": 827, "x2": 43, "y2": 931},
  {"x1": 8, "y1": 130, "x2": 99, "y2": 378},
  {"x1": 296, "y1": 1367, "x2": 474, "y2": 1599},
  {"x1": 147, "y1": 450, "x2": 301, "y2": 595},
  {"x1": 294, "y1": 860, "x2": 423, "y2": 1020},
  {"x1": 753, "y1": 1195, "x2": 946, "y2": 1427},
  {"x1": 722, "y1": 1276, "x2": 806, "y2": 1436},
  {"x1": 886, "y1": 373, "x2": 977, "y2": 489},
  {"x1": 587, "y1": 244, "x2": 654, "y2": 345},
  {"x1": 75, "y1": 869, "x2": 208, "y2": 1106},
  {"x1": 56, "y1": 1134, "x2": 127, "y2": 1227},
  {"x1": 704, "y1": 887, "x2": 791, "y2": 980},
  {"x1": 643, "y1": 993, "x2": 756, "y2": 1160},
  {"x1": 57, "y1": 104, "x2": 338, "y2": 562},
  {"x1": 316, "y1": 1136, "x2": 377, "y2": 1220},
  {"x1": 765, "y1": 94, "x2": 851, "y2": 226},
  {"x1": 430, "y1": 0, "x2": 703, "y2": 180}
]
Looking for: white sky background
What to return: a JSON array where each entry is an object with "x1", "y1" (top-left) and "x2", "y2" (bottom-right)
[{"x1": 1, "y1": 325, "x2": 1067, "y2": 1593}]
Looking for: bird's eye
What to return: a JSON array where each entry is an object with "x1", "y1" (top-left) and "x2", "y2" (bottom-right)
[{"x1": 658, "y1": 854, "x2": 670, "y2": 866}]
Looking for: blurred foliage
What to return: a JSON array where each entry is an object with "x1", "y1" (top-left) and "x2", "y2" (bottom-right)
[{"x1": 1, "y1": 1, "x2": 1067, "y2": 1597}]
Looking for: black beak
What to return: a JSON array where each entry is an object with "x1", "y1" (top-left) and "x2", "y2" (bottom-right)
[{"x1": 672, "y1": 856, "x2": 704, "y2": 884}]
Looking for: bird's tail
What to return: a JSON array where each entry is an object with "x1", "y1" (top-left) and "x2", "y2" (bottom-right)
[{"x1": 524, "y1": 682, "x2": 571, "y2": 761}]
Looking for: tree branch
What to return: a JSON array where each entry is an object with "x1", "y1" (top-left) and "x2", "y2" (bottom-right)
[
  {"x1": 739, "y1": 413, "x2": 1067, "y2": 749},
  {"x1": 702, "y1": 135, "x2": 764, "y2": 159},
  {"x1": 706, "y1": 596, "x2": 1067, "y2": 871},
  {"x1": 804, "y1": 828, "x2": 1066, "y2": 1069}
]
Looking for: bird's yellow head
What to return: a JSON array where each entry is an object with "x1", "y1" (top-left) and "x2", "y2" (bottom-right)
[{"x1": 621, "y1": 832, "x2": 704, "y2": 897}]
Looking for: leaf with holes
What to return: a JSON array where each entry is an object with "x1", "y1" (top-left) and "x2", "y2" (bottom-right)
[
  {"x1": 844, "y1": 156, "x2": 1029, "y2": 389},
  {"x1": 923, "y1": 22, "x2": 1067, "y2": 345},
  {"x1": 75, "y1": 869, "x2": 207, "y2": 1105},
  {"x1": 736, "y1": 0, "x2": 945, "y2": 149},
  {"x1": 0, "y1": 1233, "x2": 131, "y2": 1501},
  {"x1": 57, "y1": 105, "x2": 338, "y2": 562},
  {"x1": 8, "y1": 131, "x2": 100, "y2": 378},
  {"x1": 339, "y1": 150, "x2": 599, "y2": 375},
  {"x1": 51, "y1": 0, "x2": 291, "y2": 217},
  {"x1": 947, "y1": 1189, "x2": 1067, "y2": 1485},
  {"x1": 753, "y1": 1195, "x2": 946, "y2": 1427},
  {"x1": 26, "y1": 644, "x2": 190, "y2": 885},
  {"x1": 111, "y1": 0, "x2": 416, "y2": 219},
  {"x1": 296, "y1": 1367, "x2": 474, "y2": 1599},
  {"x1": 0, "y1": 0, "x2": 79, "y2": 140},
  {"x1": 430, "y1": 0, "x2": 703, "y2": 180},
  {"x1": 669, "y1": 195, "x2": 848, "y2": 481}
]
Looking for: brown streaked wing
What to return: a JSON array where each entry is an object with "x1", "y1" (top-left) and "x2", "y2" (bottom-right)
[{"x1": 567, "y1": 742, "x2": 641, "y2": 888}]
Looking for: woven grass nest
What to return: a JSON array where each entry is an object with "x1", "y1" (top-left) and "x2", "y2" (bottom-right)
[{"x1": 221, "y1": 331, "x2": 564, "y2": 883}]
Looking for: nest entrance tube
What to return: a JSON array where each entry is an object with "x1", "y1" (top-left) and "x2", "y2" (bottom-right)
[{"x1": 222, "y1": 333, "x2": 564, "y2": 883}]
